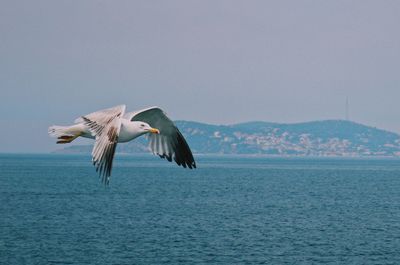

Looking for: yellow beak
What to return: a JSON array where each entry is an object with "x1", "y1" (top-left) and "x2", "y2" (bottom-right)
[{"x1": 149, "y1": 128, "x2": 160, "y2": 134}]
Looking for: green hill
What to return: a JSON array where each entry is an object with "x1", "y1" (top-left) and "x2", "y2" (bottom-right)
[{"x1": 57, "y1": 120, "x2": 400, "y2": 157}]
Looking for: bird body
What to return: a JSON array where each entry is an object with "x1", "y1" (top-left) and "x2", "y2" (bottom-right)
[
  {"x1": 49, "y1": 105, "x2": 196, "y2": 184},
  {"x1": 49, "y1": 120, "x2": 151, "y2": 142}
]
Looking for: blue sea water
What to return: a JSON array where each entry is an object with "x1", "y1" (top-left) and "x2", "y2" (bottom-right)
[{"x1": 1, "y1": 154, "x2": 400, "y2": 264}]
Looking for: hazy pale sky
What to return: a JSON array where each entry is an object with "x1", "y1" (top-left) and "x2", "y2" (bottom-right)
[{"x1": 1, "y1": 0, "x2": 399, "y2": 152}]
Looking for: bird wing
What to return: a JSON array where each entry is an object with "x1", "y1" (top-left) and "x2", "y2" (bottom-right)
[
  {"x1": 81, "y1": 105, "x2": 126, "y2": 184},
  {"x1": 125, "y1": 107, "x2": 196, "y2": 169}
]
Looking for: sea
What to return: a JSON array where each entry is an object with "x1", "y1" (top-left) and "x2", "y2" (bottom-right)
[{"x1": 1, "y1": 154, "x2": 400, "y2": 265}]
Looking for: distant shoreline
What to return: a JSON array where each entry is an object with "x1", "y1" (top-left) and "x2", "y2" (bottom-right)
[{"x1": 1, "y1": 152, "x2": 399, "y2": 160}]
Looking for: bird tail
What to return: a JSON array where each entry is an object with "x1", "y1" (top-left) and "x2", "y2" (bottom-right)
[{"x1": 48, "y1": 125, "x2": 80, "y2": 144}]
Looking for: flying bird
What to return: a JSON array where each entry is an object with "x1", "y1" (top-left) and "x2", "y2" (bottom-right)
[{"x1": 48, "y1": 105, "x2": 196, "y2": 184}]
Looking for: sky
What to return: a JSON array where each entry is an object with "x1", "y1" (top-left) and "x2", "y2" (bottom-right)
[{"x1": 1, "y1": 0, "x2": 399, "y2": 152}]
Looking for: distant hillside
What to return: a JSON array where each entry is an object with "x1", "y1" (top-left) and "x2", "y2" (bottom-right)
[{"x1": 56, "y1": 120, "x2": 400, "y2": 157}]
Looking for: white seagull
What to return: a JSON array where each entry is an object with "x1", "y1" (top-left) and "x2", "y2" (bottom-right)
[{"x1": 48, "y1": 105, "x2": 196, "y2": 184}]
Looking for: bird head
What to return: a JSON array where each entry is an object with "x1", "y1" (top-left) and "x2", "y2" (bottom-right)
[{"x1": 137, "y1": 122, "x2": 160, "y2": 134}]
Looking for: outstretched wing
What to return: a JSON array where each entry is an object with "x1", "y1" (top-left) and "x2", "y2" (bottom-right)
[
  {"x1": 81, "y1": 105, "x2": 126, "y2": 184},
  {"x1": 125, "y1": 107, "x2": 196, "y2": 169}
]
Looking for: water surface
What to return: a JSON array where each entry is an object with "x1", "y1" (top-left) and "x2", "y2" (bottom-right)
[{"x1": 1, "y1": 154, "x2": 400, "y2": 264}]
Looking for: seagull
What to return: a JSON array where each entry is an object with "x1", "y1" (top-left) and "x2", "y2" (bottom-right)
[{"x1": 48, "y1": 105, "x2": 196, "y2": 184}]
